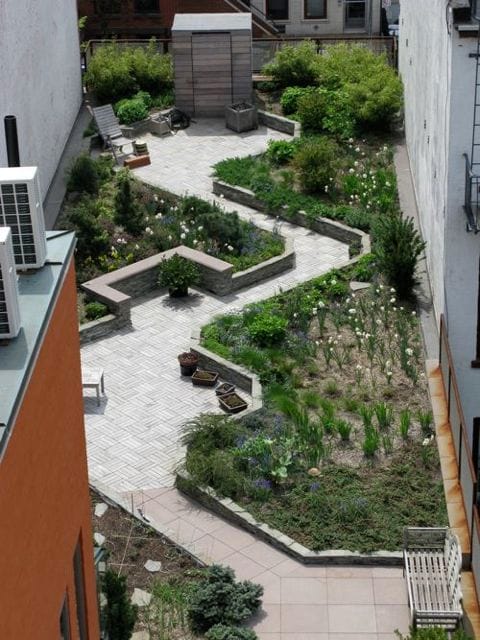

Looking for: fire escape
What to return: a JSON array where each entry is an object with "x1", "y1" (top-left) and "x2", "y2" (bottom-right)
[
  {"x1": 464, "y1": 1, "x2": 480, "y2": 232},
  {"x1": 223, "y1": 0, "x2": 282, "y2": 36}
]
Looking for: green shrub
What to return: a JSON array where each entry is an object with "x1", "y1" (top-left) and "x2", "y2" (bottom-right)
[
  {"x1": 67, "y1": 155, "x2": 100, "y2": 195},
  {"x1": 101, "y1": 570, "x2": 138, "y2": 640},
  {"x1": 294, "y1": 137, "x2": 339, "y2": 193},
  {"x1": 187, "y1": 565, "x2": 263, "y2": 633},
  {"x1": 316, "y1": 43, "x2": 403, "y2": 131},
  {"x1": 116, "y1": 98, "x2": 149, "y2": 124},
  {"x1": 152, "y1": 89, "x2": 175, "y2": 109},
  {"x1": 373, "y1": 214, "x2": 426, "y2": 299},
  {"x1": 263, "y1": 41, "x2": 320, "y2": 88},
  {"x1": 133, "y1": 89, "x2": 153, "y2": 108},
  {"x1": 66, "y1": 197, "x2": 110, "y2": 263},
  {"x1": 85, "y1": 301, "x2": 108, "y2": 321},
  {"x1": 266, "y1": 139, "x2": 299, "y2": 165},
  {"x1": 84, "y1": 40, "x2": 173, "y2": 104},
  {"x1": 157, "y1": 254, "x2": 200, "y2": 293},
  {"x1": 205, "y1": 625, "x2": 258, "y2": 640},
  {"x1": 114, "y1": 169, "x2": 145, "y2": 234},
  {"x1": 348, "y1": 254, "x2": 376, "y2": 282},
  {"x1": 280, "y1": 86, "x2": 315, "y2": 115},
  {"x1": 84, "y1": 43, "x2": 136, "y2": 103},
  {"x1": 296, "y1": 89, "x2": 328, "y2": 133},
  {"x1": 247, "y1": 313, "x2": 287, "y2": 346}
]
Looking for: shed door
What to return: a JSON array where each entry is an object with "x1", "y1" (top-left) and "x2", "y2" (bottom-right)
[{"x1": 192, "y1": 33, "x2": 232, "y2": 117}]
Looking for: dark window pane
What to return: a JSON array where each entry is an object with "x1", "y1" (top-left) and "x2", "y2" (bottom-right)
[
  {"x1": 134, "y1": 0, "x2": 159, "y2": 13},
  {"x1": 267, "y1": 0, "x2": 289, "y2": 20},
  {"x1": 305, "y1": 0, "x2": 326, "y2": 19}
]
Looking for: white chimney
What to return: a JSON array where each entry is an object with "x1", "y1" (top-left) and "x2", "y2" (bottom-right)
[
  {"x1": 0, "y1": 166, "x2": 47, "y2": 270},
  {"x1": 0, "y1": 227, "x2": 21, "y2": 339}
]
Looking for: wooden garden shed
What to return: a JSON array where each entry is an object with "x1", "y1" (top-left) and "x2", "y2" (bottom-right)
[{"x1": 172, "y1": 13, "x2": 253, "y2": 117}]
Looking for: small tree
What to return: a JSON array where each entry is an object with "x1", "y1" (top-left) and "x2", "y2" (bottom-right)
[
  {"x1": 102, "y1": 570, "x2": 138, "y2": 640},
  {"x1": 373, "y1": 213, "x2": 426, "y2": 300},
  {"x1": 114, "y1": 170, "x2": 145, "y2": 235}
]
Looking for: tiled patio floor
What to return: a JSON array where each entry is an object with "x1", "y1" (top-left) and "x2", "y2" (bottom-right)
[{"x1": 84, "y1": 119, "x2": 410, "y2": 638}]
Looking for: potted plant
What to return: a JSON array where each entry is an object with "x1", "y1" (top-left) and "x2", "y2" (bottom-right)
[
  {"x1": 158, "y1": 254, "x2": 200, "y2": 297},
  {"x1": 178, "y1": 351, "x2": 199, "y2": 376},
  {"x1": 218, "y1": 391, "x2": 248, "y2": 414},
  {"x1": 191, "y1": 369, "x2": 219, "y2": 387}
]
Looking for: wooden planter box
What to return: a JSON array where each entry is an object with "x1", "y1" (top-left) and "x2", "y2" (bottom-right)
[
  {"x1": 219, "y1": 391, "x2": 248, "y2": 414},
  {"x1": 124, "y1": 154, "x2": 151, "y2": 169},
  {"x1": 192, "y1": 369, "x2": 219, "y2": 387},
  {"x1": 225, "y1": 104, "x2": 258, "y2": 133},
  {"x1": 215, "y1": 382, "x2": 235, "y2": 396}
]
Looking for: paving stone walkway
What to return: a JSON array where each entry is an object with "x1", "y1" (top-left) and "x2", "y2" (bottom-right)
[{"x1": 83, "y1": 119, "x2": 409, "y2": 638}]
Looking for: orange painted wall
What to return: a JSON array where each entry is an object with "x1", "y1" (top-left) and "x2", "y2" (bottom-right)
[{"x1": 0, "y1": 260, "x2": 100, "y2": 640}]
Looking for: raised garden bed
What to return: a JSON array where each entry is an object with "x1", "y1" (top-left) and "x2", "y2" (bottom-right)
[{"x1": 216, "y1": 382, "x2": 236, "y2": 396}]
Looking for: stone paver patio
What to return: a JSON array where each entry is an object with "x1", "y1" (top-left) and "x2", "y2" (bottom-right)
[{"x1": 83, "y1": 119, "x2": 410, "y2": 638}]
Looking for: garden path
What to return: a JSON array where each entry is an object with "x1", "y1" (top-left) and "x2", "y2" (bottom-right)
[{"x1": 83, "y1": 119, "x2": 409, "y2": 638}]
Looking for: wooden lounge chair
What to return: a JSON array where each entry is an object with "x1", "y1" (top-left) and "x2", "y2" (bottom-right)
[{"x1": 91, "y1": 104, "x2": 135, "y2": 162}]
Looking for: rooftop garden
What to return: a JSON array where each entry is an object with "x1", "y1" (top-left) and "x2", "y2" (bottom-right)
[{"x1": 179, "y1": 44, "x2": 447, "y2": 554}]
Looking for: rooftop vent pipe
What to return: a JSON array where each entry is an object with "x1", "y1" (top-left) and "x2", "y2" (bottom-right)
[{"x1": 4, "y1": 116, "x2": 20, "y2": 168}]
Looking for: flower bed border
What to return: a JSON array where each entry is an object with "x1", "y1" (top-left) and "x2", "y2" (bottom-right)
[
  {"x1": 175, "y1": 470, "x2": 402, "y2": 566},
  {"x1": 212, "y1": 180, "x2": 370, "y2": 253},
  {"x1": 79, "y1": 238, "x2": 294, "y2": 344}
]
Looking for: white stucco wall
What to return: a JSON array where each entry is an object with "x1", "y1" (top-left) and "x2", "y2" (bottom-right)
[
  {"x1": 400, "y1": 0, "x2": 480, "y2": 437},
  {"x1": 251, "y1": 0, "x2": 381, "y2": 35},
  {"x1": 0, "y1": 0, "x2": 82, "y2": 201}
]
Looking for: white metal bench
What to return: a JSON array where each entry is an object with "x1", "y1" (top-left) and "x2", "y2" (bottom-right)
[
  {"x1": 82, "y1": 367, "x2": 105, "y2": 406},
  {"x1": 403, "y1": 527, "x2": 463, "y2": 630}
]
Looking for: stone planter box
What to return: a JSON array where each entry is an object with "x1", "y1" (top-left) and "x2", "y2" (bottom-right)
[{"x1": 225, "y1": 104, "x2": 258, "y2": 133}]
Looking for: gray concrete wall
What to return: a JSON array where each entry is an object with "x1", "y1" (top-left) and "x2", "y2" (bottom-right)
[
  {"x1": 399, "y1": 0, "x2": 480, "y2": 437},
  {"x1": 0, "y1": 0, "x2": 82, "y2": 200}
]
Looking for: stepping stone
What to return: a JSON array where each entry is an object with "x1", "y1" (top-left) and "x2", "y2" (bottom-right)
[
  {"x1": 132, "y1": 632, "x2": 150, "y2": 640},
  {"x1": 144, "y1": 560, "x2": 162, "y2": 573},
  {"x1": 350, "y1": 280, "x2": 372, "y2": 292},
  {"x1": 131, "y1": 588, "x2": 152, "y2": 607},
  {"x1": 94, "y1": 533, "x2": 106, "y2": 546},
  {"x1": 94, "y1": 502, "x2": 109, "y2": 517}
]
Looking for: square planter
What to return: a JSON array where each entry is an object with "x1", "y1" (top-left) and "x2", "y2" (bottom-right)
[
  {"x1": 191, "y1": 369, "x2": 219, "y2": 387},
  {"x1": 218, "y1": 391, "x2": 248, "y2": 414},
  {"x1": 215, "y1": 382, "x2": 235, "y2": 396},
  {"x1": 225, "y1": 103, "x2": 258, "y2": 133}
]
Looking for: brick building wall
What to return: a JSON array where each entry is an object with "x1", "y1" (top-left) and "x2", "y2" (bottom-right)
[{"x1": 0, "y1": 261, "x2": 100, "y2": 640}]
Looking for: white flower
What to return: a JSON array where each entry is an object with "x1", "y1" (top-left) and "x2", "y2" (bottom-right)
[
  {"x1": 155, "y1": 213, "x2": 162, "y2": 219},
  {"x1": 405, "y1": 348, "x2": 414, "y2": 356},
  {"x1": 412, "y1": 311, "x2": 417, "y2": 316},
  {"x1": 160, "y1": 199, "x2": 164, "y2": 204},
  {"x1": 324, "y1": 185, "x2": 329, "y2": 192},
  {"x1": 390, "y1": 287, "x2": 396, "y2": 293},
  {"x1": 315, "y1": 340, "x2": 320, "y2": 346},
  {"x1": 193, "y1": 239, "x2": 198, "y2": 245},
  {"x1": 330, "y1": 279, "x2": 337, "y2": 285},
  {"x1": 387, "y1": 370, "x2": 393, "y2": 376},
  {"x1": 386, "y1": 181, "x2": 391, "y2": 187},
  {"x1": 153, "y1": 195, "x2": 158, "y2": 202},
  {"x1": 317, "y1": 300, "x2": 326, "y2": 309},
  {"x1": 390, "y1": 297, "x2": 396, "y2": 304},
  {"x1": 356, "y1": 364, "x2": 362, "y2": 371},
  {"x1": 348, "y1": 137, "x2": 354, "y2": 143},
  {"x1": 135, "y1": 243, "x2": 140, "y2": 250},
  {"x1": 293, "y1": 313, "x2": 298, "y2": 318},
  {"x1": 145, "y1": 227, "x2": 152, "y2": 233},
  {"x1": 355, "y1": 146, "x2": 360, "y2": 152},
  {"x1": 376, "y1": 318, "x2": 382, "y2": 325},
  {"x1": 380, "y1": 306, "x2": 385, "y2": 312},
  {"x1": 180, "y1": 232, "x2": 186, "y2": 239},
  {"x1": 354, "y1": 161, "x2": 359, "y2": 167},
  {"x1": 362, "y1": 173, "x2": 367, "y2": 179},
  {"x1": 227, "y1": 245, "x2": 234, "y2": 251},
  {"x1": 198, "y1": 226, "x2": 203, "y2": 232},
  {"x1": 349, "y1": 168, "x2": 355, "y2": 174},
  {"x1": 168, "y1": 235, "x2": 172, "y2": 241},
  {"x1": 422, "y1": 437, "x2": 430, "y2": 447},
  {"x1": 348, "y1": 308, "x2": 356, "y2": 315},
  {"x1": 219, "y1": 193, "x2": 224, "y2": 199}
]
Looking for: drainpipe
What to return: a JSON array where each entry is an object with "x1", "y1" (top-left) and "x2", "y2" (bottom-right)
[{"x1": 4, "y1": 115, "x2": 20, "y2": 167}]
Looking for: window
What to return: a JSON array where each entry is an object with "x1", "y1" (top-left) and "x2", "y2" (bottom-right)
[
  {"x1": 94, "y1": 0, "x2": 121, "y2": 14},
  {"x1": 266, "y1": 0, "x2": 289, "y2": 20},
  {"x1": 74, "y1": 542, "x2": 88, "y2": 640},
  {"x1": 134, "y1": 0, "x2": 159, "y2": 13},
  {"x1": 60, "y1": 595, "x2": 71, "y2": 640},
  {"x1": 474, "y1": 259, "x2": 480, "y2": 367},
  {"x1": 304, "y1": 0, "x2": 326, "y2": 19}
]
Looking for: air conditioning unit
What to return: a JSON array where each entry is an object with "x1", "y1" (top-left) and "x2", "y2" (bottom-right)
[
  {"x1": 0, "y1": 227, "x2": 21, "y2": 339},
  {"x1": 0, "y1": 166, "x2": 47, "y2": 269}
]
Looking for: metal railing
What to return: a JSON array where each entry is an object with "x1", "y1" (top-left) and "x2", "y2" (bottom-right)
[
  {"x1": 85, "y1": 35, "x2": 397, "y2": 73},
  {"x1": 439, "y1": 315, "x2": 479, "y2": 594},
  {"x1": 463, "y1": 153, "x2": 480, "y2": 233}
]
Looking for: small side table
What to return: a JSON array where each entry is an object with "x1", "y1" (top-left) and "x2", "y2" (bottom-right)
[{"x1": 82, "y1": 368, "x2": 105, "y2": 406}]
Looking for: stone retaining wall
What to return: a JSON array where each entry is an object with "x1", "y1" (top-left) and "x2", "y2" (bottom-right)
[
  {"x1": 80, "y1": 240, "x2": 293, "y2": 342},
  {"x1": 79, "y1": 314, "x2": 125, "y2": 345},
  {"x1": 257, "y1": 110, "x2": 301, "y2": 137},
  {"x1": 212, "y1": 180, "x2": 370, "y2": 254},
  {"x1": 176, "y1": 471, "x2": 402, "y2": 566}
]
